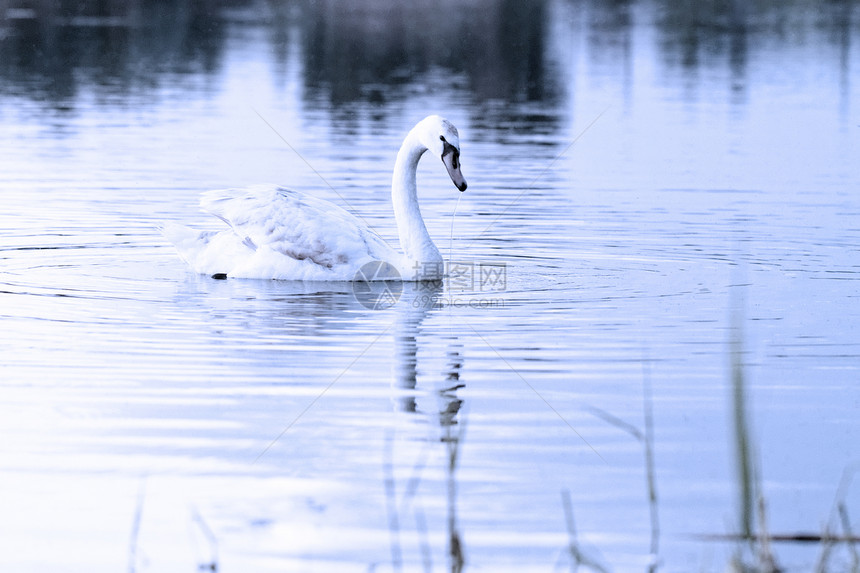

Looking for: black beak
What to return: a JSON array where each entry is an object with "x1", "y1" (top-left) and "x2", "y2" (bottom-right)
[{"x1": 441, "y1": 142, "x2": 467, "y2": 192}]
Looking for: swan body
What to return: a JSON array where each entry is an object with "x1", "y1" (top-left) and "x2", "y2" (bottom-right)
[{"x1": 163, "y1": 115, "x2": 466, "y2": 281}]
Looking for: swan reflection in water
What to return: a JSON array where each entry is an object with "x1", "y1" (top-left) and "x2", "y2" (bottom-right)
[{"x1": 391, "y1": 282, "x2": 465, "y2": 573}]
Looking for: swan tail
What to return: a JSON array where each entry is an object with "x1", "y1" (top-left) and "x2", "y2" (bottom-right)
[
  {"x1": 160, "y1": 222, "x2": 215, "y2": 267},
  {"x1": 160, "y1": 222, "x2": 252, "y2": 276}
]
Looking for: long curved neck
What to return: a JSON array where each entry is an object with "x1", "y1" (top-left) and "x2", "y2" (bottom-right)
[{"x1": 392, "y1": 130, "x2": 442, "y2": 272}]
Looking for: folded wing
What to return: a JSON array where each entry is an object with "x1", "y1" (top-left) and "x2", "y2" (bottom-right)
[{"x1": 200, "y1": 185, "x2": 394, "y2": 271}]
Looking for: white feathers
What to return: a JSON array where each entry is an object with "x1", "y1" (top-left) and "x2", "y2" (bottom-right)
[
  {"x1": 165, "y1": 185, "x2": 397, "y2": 281},
  {"x1": 162, "y1": 116, "x2": 465, "y2": 281}
]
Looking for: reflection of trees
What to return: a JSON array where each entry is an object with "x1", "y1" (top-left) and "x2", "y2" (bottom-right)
[
  {"x1": 0, "y1": 0, "x2": 226, "y2": 104},
  {"x1": 656, "y1": 0, "x2": 749, "y2": 94},
  {"x1": 1, "y1": 0, "x2": 560, "y2": 107},
  {"x1": 655, "y1": 0, "x2": 855, "y2": 88},
  {"x1": 300, "y1": 0, "x2": 558, "y2": 106},
  {"x1": 1, "y1": 0, "x2": 853, "y2": 125}
]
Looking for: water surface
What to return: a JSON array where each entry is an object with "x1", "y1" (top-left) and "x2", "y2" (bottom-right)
[{"x1": 1, "y1": 1, "x2": 859, "y2": 571}]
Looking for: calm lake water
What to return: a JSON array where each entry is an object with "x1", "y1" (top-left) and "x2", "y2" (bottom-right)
[{"x1": 1, "y1": 1, "x2": 858, "y2": 571}]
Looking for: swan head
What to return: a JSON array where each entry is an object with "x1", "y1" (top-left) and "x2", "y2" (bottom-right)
[{"x1": 417, "y1": 115, "x2": 468, "y2": 192}]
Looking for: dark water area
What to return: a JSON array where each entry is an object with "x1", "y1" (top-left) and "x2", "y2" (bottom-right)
[
  {"x1": 1, "y1": 1, "x2": 859, "y2": 572},
  {"x1": 5, "y1": 1, "x2": 853, "y2": 114}
]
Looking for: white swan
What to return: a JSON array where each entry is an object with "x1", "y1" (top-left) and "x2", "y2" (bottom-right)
[{"x1": 163, "y1": 115, "x2": 467, "y2": 281}]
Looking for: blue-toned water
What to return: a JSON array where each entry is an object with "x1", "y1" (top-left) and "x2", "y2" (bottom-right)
[{"x1": 1, "y1": 1, "x2": 858, "y2": 571}]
